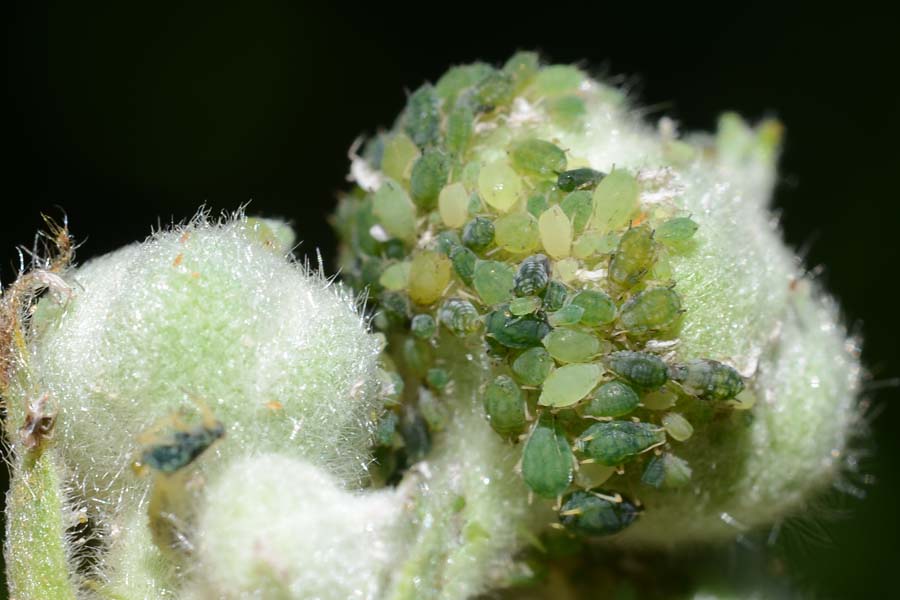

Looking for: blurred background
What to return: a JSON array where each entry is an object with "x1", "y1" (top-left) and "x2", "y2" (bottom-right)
[{"x1": 3, "y1": 2, "x2": 897, "y2": 597}]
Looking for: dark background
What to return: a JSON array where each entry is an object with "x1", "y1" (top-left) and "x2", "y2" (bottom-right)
[{"x1": 3, "y1": 3, "x2": 898, "y2": 598}]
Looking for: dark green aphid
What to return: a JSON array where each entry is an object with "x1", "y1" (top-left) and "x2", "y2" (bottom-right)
[
  {"x1": 410, "y1": 314, "x2": 437, "y2": 339},
  {"x1": 557, "y1": 168, "x2": 605, "y2": 192},
  {"x1": 450, "y1": 246, "x2": 477, "y2": 286},
  {"x1": 485, "y1": 307, "x2": 551, "y2": 349},
  {"x1": 641, "y1": 454, "x2": 692, "y2": 489},
  {"x1": 142, "y1": 420, "x2": 225, "y2": 473},
  {"x1": 619, "y1": 287, "x2": 682, "y2": 334},
  {"x1": 669, "y1": 359, "x2": 744, "y2": 401},
  {"x1": 462, "y1": 217, "x2": 495, "y2": 252},
  {"x1": 402, "y1": 337, "x2": 432, "y2": 378},
  {"x1": 512, "y1": 347, "x2": 554, "y2": 386},
  {"x1": 382, "y1": 239, "x2": 406, "y2": 260},
  {"x1": 446, "y1": 103, "x2": 474, "y2": 157},
  {"x1": 472, "y1": 69, "x2": 515, "y2": 110},
  {"x1": 509, "y1": 139, "x2": 568, "y2": 178},
  {"x1": 526, "y1": 192, "x2": 549, "y2": 218},
  {"x1": 426, "y1": 367, "x2": 450, "y2": 390},
  {"x1": 438, "y1": 298, "x2": 481, "y2": 337},
  {"x1": 435, "y1": 230, "x2": 462, "y2": 255},
  {"x1": 607, "y1": 351, "x2": 668, "y2": 389},
  {"x1": 608, "y1": 224, "x2": 657, "y2": 289},
  {"x1": 656, "y1": 217, "x2": 699, "y2": 246},
  {"x1": 560, "y1": 191, "x2": 593, "y2": 233},
  {"x1": 559, "y1": 490, "x2": 640, "y2": 537},
  {"x1": 375, "y1": 411, "x2": 399, "y2": 447},
  {"x1": 378, "y1": 291, "x2": 410, "y2": 328},
  {"x1": 640, "y1": 454, "x2": 666, "y2": 489},
  {"x1": 547, "y1": 304, "x2": 584, "y2": 327},
  {"x1": 570, "y1": 289, "x2": 616, "y2": 327},
  {"x1": 576, "y1": 421, "x2": 665, "y2": 466},
  {"x1": 400, "y1": 410, "x2": 431, "y2": 464},
  {"x1": 404, "y1": 84, "x2": 442, "y2": 148},
  {"x1": 583, "y1": 381, "x2": 640, "y2": 418},
  {"x1": 514, "y1": 254, "x2": 551, "y2": 297},
  {"x1": 542, "y1": 280, "x2": 568, "y2": 312},
  {"x1": 483, "y1": 375, "x2": 527, "y2": 436},
  {"x1": 409, "y1": 150, "x2": 449, "y2": 209},
  {"x1": 522, "y1": 416, "x2": 573, "y2": 499}
]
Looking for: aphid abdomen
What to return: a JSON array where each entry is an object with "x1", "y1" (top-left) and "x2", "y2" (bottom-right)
[
  {"x1": 608, "y1": 224, "x2": 656, "y2": 289},
  {"x1": 576, "y1": 420, "x2": 665, "y2": 466},
  {"x1": 671, "y1": 359, "x2": 744, "y2": 400},
  {"x1": 607, "y1": 351, "x2": 668, "y2": 389},
  {"x1": 559, "y1": 490, "x2": 640, "y2": 536},
  {"x1": 619, "y1": 287, "x2": 682, "y2": 334}
]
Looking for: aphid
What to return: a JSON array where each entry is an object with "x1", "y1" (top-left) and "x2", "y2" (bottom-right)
[
  {"x1": 509, "y1": 296, "x2": 542, "y2": 316},
  {"x1": 409, "y1": 149, "x2": 449, "y2": 209},
  {"x1": 513, "y1": 254, "x2": 551, "y2": 297},
  {"x1": 538, "y1": 363, "x2": 602, "y2": 408},
  {"x1": 547, "y1": 304, "x2": 584, "y2": 327},
  {"x1": 403, "y1": 84, "x2": 442, "y2": 148},
  {"x1": 380, "y1": 132, "x2": 420, "y2": 182},
  {"x1": 583, "y1": 381, "x2": 640, "y2": 418},
  {"x1": 410, "y1": 313, "x2": 437, "y2": 339},
  {"x1": 521, "y1": 416, "x2": 573, "y2": 499},
  {"x1": 575, "y1": 421, "x2": 665, "y2": 466},
  {"x1": 526, "y1": 192, "x2": 549, "y2": 218},
  {"x1": 379, "y1": 262, "x2": 410, "y2": 291},
  {"x1": 483, "y1": 375, "x2": 527, "y2": 436},
  {"x1": 608, "y1": 224, "x2": 657, "y2": 289},
  {"x1": 511, "y1": 347, "x2": 555, "y2": 386},
  {"x1": 538, "y1": 205, "x2": 573, "y2": 259},
  {"x1": 372, "y1": 180, "x2": 417, "y2": 243},
  {"x1": 669, "y1": 359, "x2": 744, "y2": 401},
  {"x1": 606, "y1": 351, "x2": 668, "y2": 389},
  {"x1": 462, "y1": 217, "x2": 496, "y2": 252},
  {"x1": 557, "y1": 168, "x2": 606, "y2": 192},
  {"x1": 20, "y1": 392, "x2": 57, "y2": 450},
  {"x1": 534, "y1": 64, "x2": 584, "y2": 95},
  {"x1": 641, "y1": 454, "x2": 692, "y2": 489},
  {"x1": 542, "y1": 280, "x2": 568, "y2": 312},
  {"x1": 484, "y1": 307, "x2": 551, "y2": 349},
  {"x1": 619, "y1": 287, "x2": 682, "y2": 334},
  {"x1": 408, "y1": 251, "x2": 452, "y2": 306},
  {"x1": 418, "y1": 387, "x2": 448, "y2": 430},
  {"x1": 559, "y1": 490, "x2": 640, "y2": 537},
  {"x1": 472, "y1": 260, "x2": 516, "y2": 306},
  {"x1": 435, "y1": 230, "x2": 462, "y2": 255},
  {"x1": 478, "y1": 160, "x2": 523, "y2": 213},
  {"x1": 502, "y1": 51, "x2": 540, "y2": 91},
  {"x1": 375, "y1": 411, "x2": 399, "y2": 447},
  {"x1": 400, "y1": 410, "x2": 431, "y2": 464},
  {"x1": 494, "y1": 212, "x2": 540, "y2": 254},
  {"x1": 661, "y1": 412, "x2": 694, "y2": 441},
  {"x1": 378, "y1": 291, "x2": 410, "y2": 328},
  {"x1": 570, "y1": 289, "x2": 616, "y2": 327},
  {"x1": 656, "y1": 217, "x2": 699, "y2": 247},
  {"x1": 426, "y1": 368, "x2": 450, "y2": 390},
  {"x1": 402, "y1": 337, "x2": 432, "y2": 378},
  {"x1": 560, "y1": 191, "x2": 593, "y2": 233},
  {"x1": 591, "y1": 169, "x2": 640, "y2": 233},
  {"x1": 549, "y1": 95, "x2": 587, "y2": 129},
  {"x1": 508, "y1": 139, "x2": 568, "y2": 178},
  {"x1": 542, "y1": 328, "x2": 601, "y2": 363},
  {"x1": 472, "y1": 69, "x2": 515, "y2": 110},
  {"x1": 140, "y1": 412, "x2": 225, "y2": 474},
  {"x1": 438, "y1": 298, "x2": 481, "y2": 337},
  {"x1": 446, "y1": 103, "x2": 474, "y2": 158},
  {"x1": 450, "y1": 246, "x2": 477, "y2": 286}
]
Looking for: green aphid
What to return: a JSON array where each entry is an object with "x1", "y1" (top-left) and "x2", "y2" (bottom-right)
[
  {"x1": 450, "y1": 246, "x2": 477, "y2": 286},
  {"x1": 641, "y1": 454, "x2": 692, "y2": 489},
  {"x1": 570, "y1": 289, "x2": 616, "y2": 327},
  {"x1": 377, "y1": 291, "x2": 410, "y2": 328},
  {"x1": 494, "y1": 212, "x2": 540, "y2": 254},
  {"x1": 410, "y1": 150, "x2": 449, "y2": 209},
  {"x1": 576, "y1": 421, "x2": 665, "y2": 466},
  {"x1": 514, "y1": 254, "x2": 551, "y2": 297},
  {"x1": 435, "y1": 62, "x2": 494, "y2": 107},
  {"x1": 656, "y1": 217, "x2": 699, "y2": 247},
  {"x1": 382, "y1": 239, "x2": 406, "y2": 260},
  {"x1": 548, "y1": 95, "x2": 587, "y2": 129},
  {"x1": 538, "y1": 363, "x2": 602, "y2": 408},
  {"x1": 619, "y1": 287, "x2": 682, "y2": 334},
  {"x1": 608, "y1": 224, "x2": 657, "y2": 289},
  {"x1": 583, "y1": 381, "x2": 640, "y2": 418},
  {"x1": 426, "y1": 367, "x2": 450, "y2": 391},
  {"x1": 502, "y1": 51, "x2": 540, "y2": 92},
  {"x1": 560, "y1": 191, "x2": 593, "y2": 233},
  {"x1": 522, "y1": 416, "x2": 574, "y2": 499},
  {"x1": 485, "y1": 307, "x2": 551, "y2": 349},
  {"x1": 467, "y1": 191, "x2": 483, "y2": 216},
  {"x1": 359, "y1": 257, "x2": 385, "y2": 291},
  {"x1": 542, "y1": 280, "x2": 568, "y2": 312},
  {"x1": 512, "y1": 347, "x2": 554, "y2": 386},
  {"x1": 435, "y1": 230, "x2": 461, "y2": 255},
  {"x1": 509, "y1": 139, "x2": 568, "y2": 178},
  {"x1": 526, "y1": 192, "x2": 550, "y2": 218},
  {"x1": 559, "y1": 490, "x2": 640, "y2": 537},
  {"x1": 404, "y1": 84, "x2": 442, "y2": 148},
  {"x1": 607, "y1": 351, "x2": 668, "y2": 389},
  {"x1": 410, "y1": 314, "x2": 437, "y2": 339},
  {"x1": 542, "y1": 328, "x2": 600, "y2": 363},
  {"x1": 509, "y1": 296, "x2": 542, "y2": 316},
  {"x1": 483, "y1": 375, "x2": 527, "y2": 436},
  {"x1": 374, "y1": 411, "x2": 398, "y2": 447},
  {"x1": 402, "y1": 337, "x2": 432, "y2": 378},
  {"x1": 533, "y1": 65, "x2": 584, "y2": 95},
  {"x1": 418, "y1": 387, "x2": 449, "y2": 431},
  {"x1": 473, "y1": 260, "x2": 516, "y2": 305},
  {"x1": 142, "y1": 419, "x2": 225, "y2": 474},
  {"x1": 372, "y1": 180, "x2": 417, "y2": 244},
  {"x1": 438, "y1": 298, "x2": 481, "y2": 337},
  {"x1": 547, "y1": 304, "x2": 584, "y2": 327},
  {"x1": 462, "y1": 217, "x2": 495, "y2": 252},
  {"x1": 446, "y1": 103, "x2": 474, "y2": 158},
  {"x1": 557, "y1": 168, "x2": 606, "y2": 192},
  {"x1": 669, "y1": 359, "x2": 744, "y2": 401},
  {"x1": 472, "y1": 69, "x2": 515, "y2": 110}
]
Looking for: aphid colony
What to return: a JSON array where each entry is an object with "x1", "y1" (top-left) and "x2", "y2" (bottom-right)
[{"x1": 334, "y1": 53, "x2": 745, "y2": 538}]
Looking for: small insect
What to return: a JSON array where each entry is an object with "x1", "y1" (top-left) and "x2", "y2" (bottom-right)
[
  {"x1": 20, "y1": 392, "x2": 57, "y2": 450},
  {"x1": 607, "y1": 351, "x2": 669, "y2": 389},
  {"x1": 538, "y1": 363, "x2": 602, "y2": 408},
  {"x1": 402, "y1": 337, "x2": 432, "y2": 378},
  {"x1": 542, "y1": 280, "x2": 569, "y2": 312},
  {"x1": 485, "y1": 307, "x2": 551, "y2": 349},
  {"x1": 483, "y1": 375, "x2": 527, "y2": 437},
  {"x1": 446, "y1": 104, "x2": 474, "y2": 158},
  {"x1": 511, "y1": 347, "x2": 555, "y2": 386},
  {"x1": 661, "y1": 412, "x2": 694, "y2": 441},
  {"x1": 669, "y1": 359, "x2": 745, "y2": 401},
  {"x1": 139, "y1": 409, "x2": 225, "y2": 475},
  {"x1": 641, "y1": 453, "x2": 692, "y2": 489},
  {"x1": 608, "y1": 224, "x2": 657, "y2": 289},
  {"x1": 410, "y1": 313, "x2": 437, "y2": 339},
  {"x1": 557, "y1": 168, "x2": 606, "y2": 192},
  {"x1": 434, "y1": 230, "x2": 462, "y2": 255},
  {"x1": 508, "y1": 138, "x2": 568, "y2": 178},
  {"x1": 558, "y1": 490, "x2": 640, "y2": 537},
  {"x1": 509, "y1": 295, "x2": 542, "y2": 316},
  {"x1": 560, "y1": 191, "x2": 593, "y2": 233},
  {"x1": 575, "y1": 421, "x2": 665, "y2": 466},
  {"x1": 404, "y1": 84, "x2": 442, "y2": 148},
  {"x1": 547, "y1": 304, "x2": 584, "y2": 327},
  {"x1": 426, "y1": 367, "x2": 450, "y2": 391},
  {"x1": 438, "y1": 298, "x2": 481, "y2": 337},
  {"x1": 494, "y1": 212, "x2": 540, "y2": 255},
  {"x1": 583, "y1": 381, "x2": 640, "y2": 418},
  {"x1": 473, "y1": 260, "x2": 516, "y2": 306},
  {"x1": 513, "y1": 254, "x2": 551, "y2": 297},
  {"x1": 521, "y1": 416, "x2": 574, "y2": 499},
  {"x1": 542, "y1": 328, "x2": 601, "y2": 364},
  {"x1": 462, "y1": 217, "x2": 496, "y2": 252},
  {"x1": 409, "y1": 149, "x2": 449, "y2": 209},
  {"x1": 450, "y1": 246, "x2": 477, "y2": 286},
  {"x1": 619, "y1": 287, "x2": 682, "y2": 334},
  {"x1": 570, "y1": 289, "x2": 616, "y2": 327},
  {"x1": 656, "y1": 217, "x2": 699, "y2": 247}
]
